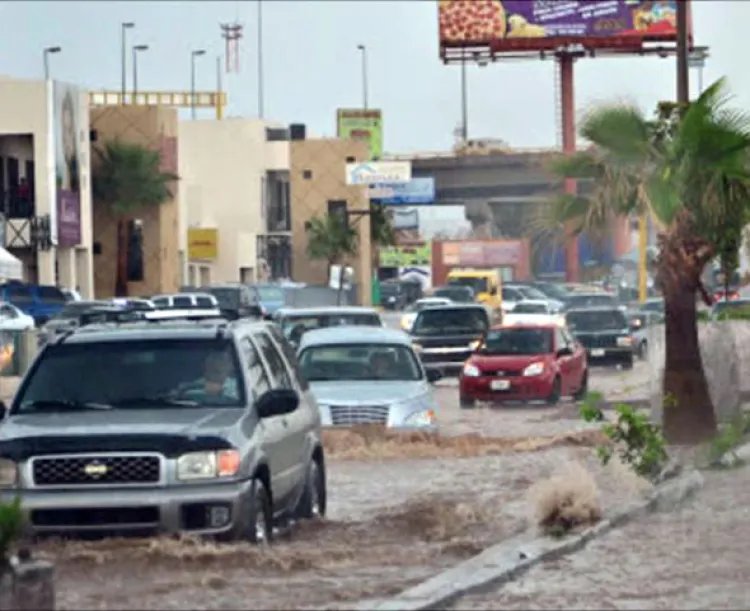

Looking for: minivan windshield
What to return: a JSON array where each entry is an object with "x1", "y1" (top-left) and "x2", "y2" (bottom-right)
[
  {"x1": 13, "y1": 339, "x2": 246, "y2": 413},
  {"x1": 566, "y1": 309, "x2": 627, "y2": 332},
  {"x1": 412, "y1": 308, "x2": 489, "y2": 336}
]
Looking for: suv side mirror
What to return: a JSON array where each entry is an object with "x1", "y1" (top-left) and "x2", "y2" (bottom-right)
[
  {"x1": 556, "y1": 347, "x2": 573, "y2": 358},
  {"x1": 256, "y1": 388, "x2": 299, "y2": 418},
  {"x1": 426, "y1": 369, "x2": 442, "y2": 383}
]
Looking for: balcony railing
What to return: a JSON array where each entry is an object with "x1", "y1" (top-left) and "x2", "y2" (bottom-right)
[{"x1": 1, "y1": 190, "x2": 35, "y2": 219}]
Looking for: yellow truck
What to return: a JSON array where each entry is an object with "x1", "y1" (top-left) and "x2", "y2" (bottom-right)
[{"x1": 446, "y1": 268, "x2": 503, "y2": 310}]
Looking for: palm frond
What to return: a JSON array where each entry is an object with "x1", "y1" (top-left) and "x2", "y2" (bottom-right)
[{"x1": 305, "y1": 213, "x2": 358, "y2": 264}]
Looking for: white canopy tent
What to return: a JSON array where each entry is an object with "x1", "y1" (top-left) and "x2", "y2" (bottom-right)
[{"x1": 0, "y1": 247, "x2": 23, "y2": 281}]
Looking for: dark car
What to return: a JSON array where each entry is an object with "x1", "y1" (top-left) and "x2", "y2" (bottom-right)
[
  {"x1": 626, "y1": 310, "x2": 661, "y2": 359},
  {"x1": 380, "y1": 281, "x2": 408, "y2": 310},
  {"x1": 431, "y1": 285, "x2": 475, "y2": 303},
  {"x1": 203, "y1": 285, "x2": 264, "y2": 320},
  {"x1": 275, "y1": 306, "x2": 384, "y2": 349},
  {"x1": 410, "y1": 304, "x2": 490, "y2": 376},
  {"x1": 565, "y1": 306, "x2": 634, "y2": 369},
  {"x1": 0, "y1": 318, "x2": 326, "y2": 541}
]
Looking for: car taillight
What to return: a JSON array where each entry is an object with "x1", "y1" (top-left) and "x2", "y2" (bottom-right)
[{"x1": 731, "y1": 292, "x2": 740, "y2": 300}]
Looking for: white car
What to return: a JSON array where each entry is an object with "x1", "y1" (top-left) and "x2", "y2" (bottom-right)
[
  {"x1": 400, "y1": 297, "x2": 453, "y2": 332},
  {"x1": 502, "y1": 300, "x2": 565, "y2": 327},
  {"x1": 0, "y1": 302, "x2": 35, "y2": 331}
]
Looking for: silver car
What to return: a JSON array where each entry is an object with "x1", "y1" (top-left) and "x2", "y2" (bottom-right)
[{"x1": 298, "y1": 326, "x2": 441, "y2": 431}]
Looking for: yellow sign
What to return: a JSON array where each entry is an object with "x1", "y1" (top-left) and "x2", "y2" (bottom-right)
[
  {"x1": 336, "y1": 109, "x2": 383, "y2": 161},
  {"x1": 188, "y1": 228, "x2": 218, "y2": 261}
]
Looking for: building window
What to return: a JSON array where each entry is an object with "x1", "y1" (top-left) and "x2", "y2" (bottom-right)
[
  {"x1": 327, "y1": 200, "x2": 348, "y2": 228},
  {"x1": 345, "y1": 156, "x2": 355, "y2": 163},
  {"x1": 266, "y1": 171, "x2": 290, "y2": 232},
  {"x1": 303, "y1": 170, "x2": 312, "y2": 180}
]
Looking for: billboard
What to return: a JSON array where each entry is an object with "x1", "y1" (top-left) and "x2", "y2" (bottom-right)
[
  {"x1": 346, "y1": 161, "x2": 411, "y2": 186},
  {"x1": 380, "y1": 243, "x2": 431, "y2": 268},
  {"x1": 439, "y1": 0, "x2": 682, "y2": 53},
  {"x1": 53, "y1": 81, "x2": 83, "y2": 246},
  {"x1": 369, "y1": 177, "x2": 436, "y2": 205},
  {"x1": 336, "y1": 109, "x2": 383, "y2": 161}
]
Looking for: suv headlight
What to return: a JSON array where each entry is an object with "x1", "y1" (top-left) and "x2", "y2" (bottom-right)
[
  {"x1": 404, "y1": 409, "x2": 436, "y2": 427},
  {"x1": 617, "y1": 336, "x2": 632, "y2": 347},
  {"x1": 176, "y1": 450, "x2": 240, "y2": 481},
  {"x1": 462, "y1": 363, "x2": 480, "y2": 377},
  {"x1": 0, "y1": 458, "x2": 18, "y2": 488},
  {"x1": 522, "y1": 362, "x2": 545, "y2": 377}
]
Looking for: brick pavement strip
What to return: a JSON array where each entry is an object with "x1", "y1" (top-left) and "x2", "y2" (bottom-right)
[{"x1": 445, "y1": 465, "x2": 750, "y2": 610}]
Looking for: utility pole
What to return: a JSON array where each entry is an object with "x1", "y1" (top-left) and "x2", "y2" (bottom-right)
[
  {"x1": 132, "y1": 44, "x2": 148, "y2": 98},
  {"x1": 460, "y1": 50, "x2": 468, "y2": 141},
  {"x1": 191, "y1": 49, "x2": 206, "y2": 120},
  {"x1": 43, "y1": 46, "x2": 61, "y2": 81},
  {"x1": 121, "y1": 22, "x2": 135, "y2": 102},
  {"x1": 357, "y1": 44, "x2": 368, "y2": 110},
  {"x1": 676, "y1": 0, "x2": 690, "y2": 105},
  {"x1": 257, "y1": 0, "x2": 265, "y2": 118}
]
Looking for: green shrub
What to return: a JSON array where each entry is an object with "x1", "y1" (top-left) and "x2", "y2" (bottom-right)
[
  {"x1": 705, "y1": 411, "x2": 750, "y2": 466},
  {"x1": 0, "y1": 498, "x2": 24, "y2": 570},
  {"x1": 581, "y1": 392, "x2": 668, "y2": 481}
]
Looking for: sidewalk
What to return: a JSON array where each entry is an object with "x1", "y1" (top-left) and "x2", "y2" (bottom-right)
[{"x1": 447, "y1": 465, "x2": 750, "y2": 609}]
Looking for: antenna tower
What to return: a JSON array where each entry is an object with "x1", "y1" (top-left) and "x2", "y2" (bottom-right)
[{"x1": 220, "y1": 22, "x2": 243, "y2": 73}]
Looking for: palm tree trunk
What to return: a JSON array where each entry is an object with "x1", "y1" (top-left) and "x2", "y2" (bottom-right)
[
  {"x1": 115, "y1": 217, "x2": 130, "y2": 297},
  {"x1": 661, "y1": 279, "x2": 717, "y2": 444}
]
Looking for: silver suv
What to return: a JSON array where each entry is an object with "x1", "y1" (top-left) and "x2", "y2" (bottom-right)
[{"x1": 0, "y1": 318, "x2": 326, "y2": 543}]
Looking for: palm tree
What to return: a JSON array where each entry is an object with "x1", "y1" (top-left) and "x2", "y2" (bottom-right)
[
  {"x1": 306, "y1": 212, "x2": 359, "y2": 304},
  {"x1": 92, "y1": 140, "x2": 178, "y2": 296},
  {"x1": 546, "y1": 78, "x2": 750, "y2": 444}
]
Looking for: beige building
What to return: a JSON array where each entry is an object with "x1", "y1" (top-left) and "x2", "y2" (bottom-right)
[
  {"x1": 290, "y1": 138, "x2": 372, "y2": 305},
  {"x1": 89, "y1": 106, "x2": 181, "y2": 298},
  {"x1": 0, "y1": 76, "x2": 94, "y2": 294},
  {"x1": 178, "y1": 119, "x2": 291, "y2": 285}
]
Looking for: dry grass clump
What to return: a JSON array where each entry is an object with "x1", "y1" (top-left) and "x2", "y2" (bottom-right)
[
  {"x1": 322, "y1": 425, "x2": 608, "y2": 461},
  {"x1": 528, "y1": 461, "x2": 602, "y2": 537}
]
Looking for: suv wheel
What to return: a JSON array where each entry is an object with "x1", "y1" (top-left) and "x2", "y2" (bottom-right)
[
  {"x1": 247, "y1": 478, "x2": 273, "y2": 544},
  {"x1": 297, "y1": 459, "x2": 327, "y2": 520}
]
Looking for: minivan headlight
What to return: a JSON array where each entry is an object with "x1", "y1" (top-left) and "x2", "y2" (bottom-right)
[
  {"x1": 522, "y1": 362, "x2": 545, "y2": 377},
  {"x1": 0, "y1": 458, "x2": 18, "y2": 488},
  {"x1": 404, "y1": 409, "x2": 436, "y2": 427},
  {"x1": 176, "y1": 450, "x2": 240, "y2": 481}
]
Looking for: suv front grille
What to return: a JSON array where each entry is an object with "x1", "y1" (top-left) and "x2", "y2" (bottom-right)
[
  {"x1": 576, "y1": 334, "x2": 617, "y2": 349},
  {"x1": 329, "y1": 404, "x2": 389, "y2": 426},
  {"x1": 32, "y1": 454, "x2": 161, "y2": 487}
]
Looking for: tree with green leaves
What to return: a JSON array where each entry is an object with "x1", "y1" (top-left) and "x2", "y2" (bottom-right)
[
  {"x1": 92, "y1": 140, "x2": 178, "y2": 297},
  {"x1": 306, "y1": 212, "x2": 359, "y2": 304},
  {"x1": 546, "y1": 78, "x2": 750, "y2": 444}
]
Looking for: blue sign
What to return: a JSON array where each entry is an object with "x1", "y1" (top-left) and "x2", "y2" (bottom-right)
[{"x1": 371, "y1": 177, "x2": 435, "y2": 205}]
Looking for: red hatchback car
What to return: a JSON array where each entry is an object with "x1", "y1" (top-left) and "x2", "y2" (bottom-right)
[{"x1": 458, "y1": 324, "x2": 588, "y2": 408}]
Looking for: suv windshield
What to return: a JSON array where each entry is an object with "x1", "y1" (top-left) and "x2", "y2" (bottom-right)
[
  {"x1": 299, "y1": 343, "x2": 421, "y2": 382},
  {"x1": 281, "y1": 313, "x2": 381, "y2": 339},
  {"x1": 205, "y1": 288, "x2": 240, "y2": 309},
  {"x1": 412, "y1": 308, "x2": 489, "y2": 336},
  {"x1": 256, "y1": 286, "x2": 284, "y2": 301},
  {"x1": 480, "y1": 328, "x2": 553, "y2": 355},
  {"x1": 380, "y1": 284, "x2": 403, "y2": 297},
  {"x1": 512, "y1": 302, "x2": 548, "y2": 314},
  {"x1": 13, "y1": 338, "x2": 246, "y2": 413},
  {"x1": 566, "y1": 309, "x2": 627, "y2": 332},
  {"x1": 564, "y1": 294, "x2": 617, "y2": 310}
]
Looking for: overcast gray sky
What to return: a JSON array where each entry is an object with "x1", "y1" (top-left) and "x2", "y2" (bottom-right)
[{"x1": 0, "y1": 1, "x2": 743, "y2": 154}]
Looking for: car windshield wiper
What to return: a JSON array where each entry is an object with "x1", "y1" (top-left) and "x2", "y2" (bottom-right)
[
  {"x1": 21, "y1": 399, "x2": 114, "y2": 412},
  {"x1": 111, "y1": 396, "x2": 200, "y2": 407}
]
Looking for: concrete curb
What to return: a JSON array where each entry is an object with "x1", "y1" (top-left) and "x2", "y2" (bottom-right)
[
  {"x1": 719, "y1": 440, "x2": 750, "y2": 468},
  {"x1": 356, "y1": 469, "x2": 704, "y2": 611}
]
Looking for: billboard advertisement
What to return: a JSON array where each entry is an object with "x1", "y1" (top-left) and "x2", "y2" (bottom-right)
[
  {"x1": 369, "y1": 177, "x2": 436, "y2": 205},
  {"x1": 380, "y1": 243, "x2": 431, "y2": 268},
  {"x1": 53, "y1": 81, "x2": 82, "y2": 247},
  {"x1": 439, "y1": 0, "x2": 682, "y2": 53},
  {"x1": 336, "y1": 109, "x2": 383, "y2": 161},
  {"x1": 346, "y1": 161, "x2": 411, "y2": 186}
]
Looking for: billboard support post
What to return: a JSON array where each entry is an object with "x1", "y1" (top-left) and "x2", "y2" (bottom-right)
[{"x1": 559, "y1": 51, "x2": 579, "y2": 283}]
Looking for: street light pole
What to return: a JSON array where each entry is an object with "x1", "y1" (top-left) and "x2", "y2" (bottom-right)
[
  {"x1": 688, "y1": 46, "x2": 709, "y2": 96},
  {"x1": 43, "y1": 46, "x2": 61, "y2": 81},
  {"x1": 121, "y1": 22, "x2": 135, "y2": 102},
  {"x1": 460, "y1": 50, "x2": 468, "y2": 142},
  {"x1": 676, "y1": 0, "x2": 690, "y2": 105},
  {"x1": 132, "y1": 44, "x2": 148, "y2": 99},
  {"x1": 357, "y1": 44, "x2": 368, "y2": 110},
  {"x1": 191, "y1": 49, "x2": 206, "y2": 120},
  {"x1": 257, "y1": 0, "x2": 265, "y2": 119}
]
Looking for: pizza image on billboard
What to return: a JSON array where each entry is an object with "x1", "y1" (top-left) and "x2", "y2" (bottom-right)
[{"x1": 439, "y1": 0, "x2": 682, "y2": 52}]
